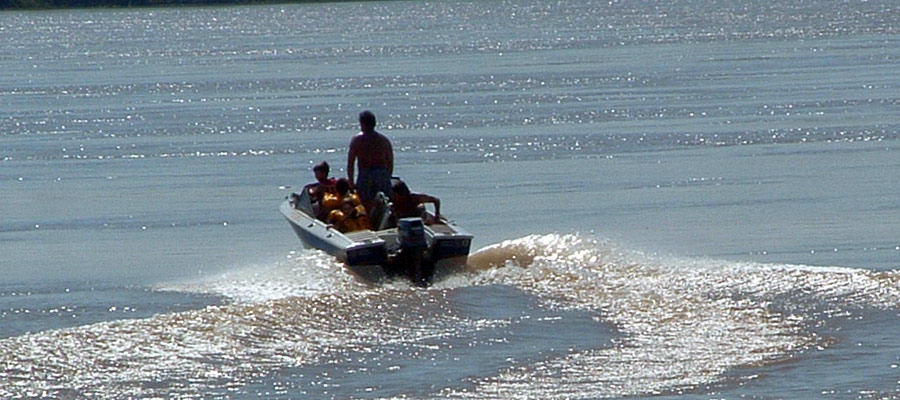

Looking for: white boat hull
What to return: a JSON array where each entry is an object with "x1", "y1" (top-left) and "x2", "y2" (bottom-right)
[{"x1": 280, "y1": 187, "x2": 472, "y2": 285}]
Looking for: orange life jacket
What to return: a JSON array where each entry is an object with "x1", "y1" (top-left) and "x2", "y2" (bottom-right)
[
  {"x1": 328, "y1": 204, "x2": 371, "y2": 233},
  {"x1": 323, "y1": 193, "x2": 361, "y2": 215}
]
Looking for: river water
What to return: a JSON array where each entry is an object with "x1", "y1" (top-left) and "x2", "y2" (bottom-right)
[{"x1": 2, "y1": 0, "x2": 900, "y2": 398}]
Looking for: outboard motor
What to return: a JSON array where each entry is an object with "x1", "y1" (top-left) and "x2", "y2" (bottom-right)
[
  {"x1": 398, "y1": 217, "x2": 426, "y2": 249},
  {"x1": 397, "y1": 217, "x2": 431, "y2": 285}
]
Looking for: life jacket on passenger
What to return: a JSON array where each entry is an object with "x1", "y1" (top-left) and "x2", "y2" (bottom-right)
[
  {"x1": 327, "y1": 197, "x2": 371, "y2": 233},
  {"x1": 309, "y1": 178, "x2": 337, "y2": 202},
  {"x1": 322, "y1": 192, "x2": 361, "y2": 219},
  {"x1": 309, "y1": 178, "x2": 338, "y2": 219}
]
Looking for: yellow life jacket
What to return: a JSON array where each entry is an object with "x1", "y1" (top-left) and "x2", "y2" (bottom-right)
[
  {"x1": 322, "y1": 193, "x2": 340, "y2": 212},
  {"x1": 328, "y1": 205, "x2": 371, "y2": 233},
  {"x1": 323, "y1": 193, "x2": 361, "y2": 212}
]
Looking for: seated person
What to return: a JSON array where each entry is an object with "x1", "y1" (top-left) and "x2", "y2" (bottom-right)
[
  {"x1": 328, "y1": 197, "x2": 372, "y2": 233},
  {"x1": 321, "y1": 178, "x2": 359, "y2": 217},
  {"x1": 309, "y1": 161, "x2": 337, "y2": 200},
  {"x1": 389, "y1": 180, "x2": 442, "y2": 225},
  {"x1": 309, "y1": 161, "x2": 337, "y2": 218}
]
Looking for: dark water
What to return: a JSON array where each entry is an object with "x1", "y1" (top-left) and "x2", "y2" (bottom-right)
[{"x1": 2, "y1": 0, "x2": 899, "y2": 398}]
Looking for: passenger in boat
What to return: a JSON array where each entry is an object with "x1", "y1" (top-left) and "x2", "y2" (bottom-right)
[
  {"x1": 328, "y1": 197, "x2": 372, "y2": 233},
  {"x1": 347, "y1": 110, "x2": 393, "y2": 216},
  {"x1": 389, "y1": 180, "x2": 442, "y2": 225},
  {"x1": 322, "y1": 178, "x2": 357, "y2": 208},
  {"x1": 321, "y1": 178, "x2": 357, "y2": 217},
  {"x1": 308, "y1": 161, "x2": 337, "y2": 219},
  {"x1": 309, "y1": 161, "x2": 336, "y2": 199}
]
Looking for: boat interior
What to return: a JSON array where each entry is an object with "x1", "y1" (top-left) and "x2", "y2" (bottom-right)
[
  {"x1": 288, "y1": 179, "x2": 470, "y2": 262},
  {"x1": 292, "y1": 183, "x2": 394, "y2": 232}
]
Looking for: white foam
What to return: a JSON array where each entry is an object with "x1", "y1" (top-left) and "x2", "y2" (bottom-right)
[
  {"x1": 156, "y1": 249, "x2": 360, "y2": 303},
  {"x1": 440, "y1": 233, "x2": 900, "y2": 398},
  {"x1": 6, "y1": 234, "x2": 899, "y2": 400}
]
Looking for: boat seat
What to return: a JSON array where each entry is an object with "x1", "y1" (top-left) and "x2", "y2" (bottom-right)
[
  {"x1": 429, "y1": 223, "x2": 455, "y2": 235},
  {"x1": 369, "y1": 192, "x2": 392, "y2": 231},
  {"x1": 345, "y1": 229, "x2": 381, "y2": 244}
]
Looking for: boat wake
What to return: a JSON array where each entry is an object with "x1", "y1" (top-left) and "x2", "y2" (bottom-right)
[
  {"x1": 446, "y1": 234, "x2": 900, "y2": 398},
  {"x1": 1, "y1": 234, "x2": 899, "y2": 399}
]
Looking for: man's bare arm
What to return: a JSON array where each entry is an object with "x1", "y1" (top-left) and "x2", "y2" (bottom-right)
[
  {"x1": 415, "y1": 193, "x2": 440, "y2": 217},
  {"x1": 347, "y1": 139, "x2": 357, "y2": 183},
  {"x1": 386, "y1": 139, "x2": 394, "y2": 175}
]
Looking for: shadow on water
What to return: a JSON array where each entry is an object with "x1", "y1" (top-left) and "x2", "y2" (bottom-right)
[{"x1": 239, "y1": 284, "x2": 620, "y2": 399}]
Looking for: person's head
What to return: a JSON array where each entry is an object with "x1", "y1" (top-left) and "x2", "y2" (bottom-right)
[
  {"x1": 341, "y1": 198, "x2": 356, "y2": 214},
  {"x1": 359, "y1": 110, "x2": 376, "y2": 132},
  {"x1": 390, "y1": 180, "x2": 411, "y2": 198},
  {"x1": 313, "y1": 161, "x2": 330, "y2": 181},
  {"x1": 335, "y1": 178, "x2": 351, "y2": 196}
]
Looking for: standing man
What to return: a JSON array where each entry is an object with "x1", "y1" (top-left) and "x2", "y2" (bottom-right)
[{"x1": 347, "y1": 110, "x2": 394, "y2": 214}]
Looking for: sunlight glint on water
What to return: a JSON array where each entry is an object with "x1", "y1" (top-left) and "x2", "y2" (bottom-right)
[{"x1": 2, "y1": 0, "x2": 900, "y2": 398}]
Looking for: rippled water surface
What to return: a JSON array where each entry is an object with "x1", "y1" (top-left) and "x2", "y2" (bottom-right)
[{"x1": 2, "y1": 0, "x2": 900, "y2": 398}]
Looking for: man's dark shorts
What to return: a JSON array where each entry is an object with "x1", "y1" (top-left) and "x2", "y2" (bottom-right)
[{"x1": 356, "y1": 167, "x2": 391, "y2": 203}]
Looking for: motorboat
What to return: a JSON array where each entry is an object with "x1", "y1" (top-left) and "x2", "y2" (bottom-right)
[{"x1": 280, "y1": 180, "x2": 472, "y2": 286}]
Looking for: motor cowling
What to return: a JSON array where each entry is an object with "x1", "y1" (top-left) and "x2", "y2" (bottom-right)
[
  {"x1": 396, "y1": 217, "x2": 431, "y2": 286},
  {"x1": 398, "y1": 217, "x2": 427, "y2": 249}
]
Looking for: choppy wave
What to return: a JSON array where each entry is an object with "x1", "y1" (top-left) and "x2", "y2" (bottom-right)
[
  {"x1": 0, "y1": 251, "x2": 505, "y2": 399},
  {"x1": 449, "y1": 234, "x2": 900, "y2": 398},
  {"x1": 2, "y1": 234, "x2": 899, "y2": 399}
]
